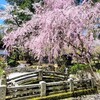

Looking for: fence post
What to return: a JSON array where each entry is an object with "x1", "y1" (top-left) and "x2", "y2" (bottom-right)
[
  {"x1": 39, "y1": 81, "x2": 46, "y2": 96},
  {"x1": 1, "y1": 74, "x2": 6, "y2": 85},
  {"x1": 38, "y1": 70, "x2": 43, "y2": 81},
  {"x1": 0, "y1": 85, "x2": 6, "y2": 100},
  {"x1": 91, "y1": 78, "x2": 95, "y2": 88},
  {"x1": 69, "y1": 78, "x2": 74, "y2": 92}
]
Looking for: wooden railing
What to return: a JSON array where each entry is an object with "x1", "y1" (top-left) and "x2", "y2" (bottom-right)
[
  {"x1": 0, "y1": 70, "x2": 95, "y2": 100},
  {"x1": 5, "y1": 79, "x2": 95, "y2": 100},
  {"x1": 6, "y1": 83, "x2": 40, "y2": 100},
  {"x1": 7, "y1": 70, "x2": 40, "y2": 85},
  {"x1": 7, "y1": 69, "x2": 68, "y2": 86}
]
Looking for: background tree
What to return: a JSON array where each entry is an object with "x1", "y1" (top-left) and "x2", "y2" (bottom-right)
[
  {"x1": 0, "y1": 1, "x2": 42, "y2": 66},
  {"x1": 6, "y1": 0, "x2": 43, "y2": 13},
  {"x1": 0, "y1": 4, "x2": 33, "y2": 30},
  {"x1": 4, "y1": 0, "x2": 43, "y2": 28}
]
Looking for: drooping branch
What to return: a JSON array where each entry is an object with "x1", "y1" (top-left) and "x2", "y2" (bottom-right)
[{"x1": 3, "y1": 0, "x2": 100, "y2": 62}]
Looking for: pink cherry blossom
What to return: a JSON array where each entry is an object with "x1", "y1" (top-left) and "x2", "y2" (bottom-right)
[{"x1": 3, "y1": 0, "x2": 100, "y2": 63}]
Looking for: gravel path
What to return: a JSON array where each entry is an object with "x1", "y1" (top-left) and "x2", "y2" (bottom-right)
[{"x1": 61, "y1": 94, "x2": 100, "y2": 100}]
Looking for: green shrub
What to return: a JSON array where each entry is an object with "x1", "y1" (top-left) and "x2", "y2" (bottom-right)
[
  {"x1": 70, "y1": 64, "x2": 88, "y2": 74},
  {"x1": 7, "y1": 51, "x2": 19, "y2": 67}
]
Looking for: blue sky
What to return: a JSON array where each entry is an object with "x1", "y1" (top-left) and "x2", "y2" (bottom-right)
[
  {"x1": 0, "y1": 20, "x2": 4, "y2": 24},
  {"x1": 0, "y1": 0, "x2": 7, "y2": 5},
  {"x1": 0, "y1": 0, "x2": 7, "y2": 24}
]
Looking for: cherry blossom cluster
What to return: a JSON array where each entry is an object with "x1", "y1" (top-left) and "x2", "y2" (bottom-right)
[{"x1": 3, "y1": 0, "x2": 100, "y2": 63}]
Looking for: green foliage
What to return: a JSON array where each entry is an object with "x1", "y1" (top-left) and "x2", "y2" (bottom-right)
[
  {"x1": 7, "y1": 50, "x2": 19, "y2": 67},
  {"x1": 6, "y1": 0, "x2": 42, "y2": 13},
  {"x1": 94, "y1": 63, "x2": 100, "y2": 70},
  {"x1": 17, "y1": 12, "x2": 31, "y2": 22},
  {"x1": 7, "y1": 48, "x2": 38, "y2": 67},
  {"x1": 55, "y1": 54, "x2": 73, "y2": 73},
  {"x1": 5, "y1": 0, "x2": 43, "y2": 26},
  {"x1": 56, "y1": 54, "x2": 72, "y2": 66},
  {"x1": 7, "y1": 59, "x2": 18, "y2": 67},
  {"x1": 4, "y1": 11, "x2": 32, "y2": 26},
  {"x1": 56, "y1": 58, "x2": 65, "y2": 73},
  {"x1": 93, "y1": 0, "x2": 100, "y2": 2},
  {"x1": 0, "y1": 57, "x2": 7, "y2": 69},
  {"x1": 70, "y1": 64, "x2": 88, "y2": 74},
  {"x1": 97, "y1": 70, "x2": 100, "y2": 73},
  {"x1": 4, "y1": 0, "x2": 37, "y2": 27},
  {"x1": 0, "y1": 57, "x2": 7, "y2": 76},
  {"x1": 0, "y1": 67, "x2": 4, "y2": 77}
]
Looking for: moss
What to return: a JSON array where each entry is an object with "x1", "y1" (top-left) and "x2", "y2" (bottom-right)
[
  {"x1": 0, "y1": 67, "x2": 3, "y2": 77},
  {"x1": 29, "y1": 88, "x2": 97, "y2": 100}
]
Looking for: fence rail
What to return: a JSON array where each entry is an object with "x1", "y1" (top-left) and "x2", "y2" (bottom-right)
[
  {"x1": 7, "y1": 84, "x2": 40, "y2": 99},
  {"x1": 7, "y1": 69, "x2": 68, "y2": 86},
  {"x1": 5, "y1": 79, "x2": 95, "y2": 100},
  {"x1": 0, "y1": 70, "x2": 96, "y2": 100}
]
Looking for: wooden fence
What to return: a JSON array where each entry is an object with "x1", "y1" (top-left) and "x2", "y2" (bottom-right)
[
  {"x1": 6, "y1": 79, "x2": 94, "y2": 100},
  {"x1": 7, "y1": 69, "x2": 68, "y2": 86},
  {"x1": 0, "y1": 79, "x2": 95, "y2": 100},
  {"x1": 0, "y1": 70, "x2": 95, "y2": 100}
]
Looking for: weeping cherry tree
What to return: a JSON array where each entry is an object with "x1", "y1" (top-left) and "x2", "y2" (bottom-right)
[{"x1": 3, "y1": 0, "x2": 100, "y2": 79}]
